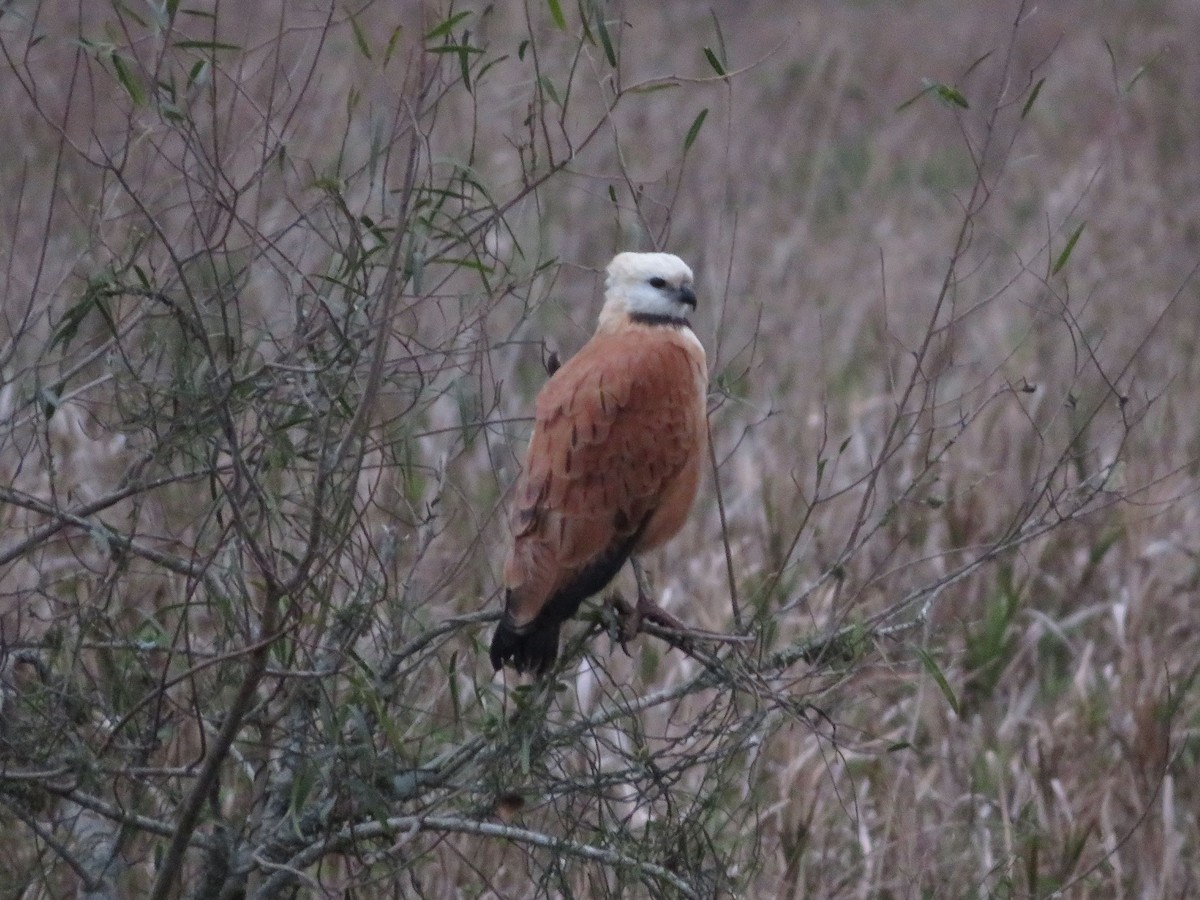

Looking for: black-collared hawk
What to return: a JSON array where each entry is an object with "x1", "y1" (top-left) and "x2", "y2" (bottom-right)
[{"x1": 490, "y1": 252, "x2": 708, "y2": 676}]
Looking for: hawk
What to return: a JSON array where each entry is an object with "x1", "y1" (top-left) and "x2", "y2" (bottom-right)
[{"x1": 490, "y1": 252, "x2": 708, "y2": 675}]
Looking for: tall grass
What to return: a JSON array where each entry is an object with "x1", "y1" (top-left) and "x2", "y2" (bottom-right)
[{"x1": 1, "y1": 1, "x2": 1197, "y2": 897}]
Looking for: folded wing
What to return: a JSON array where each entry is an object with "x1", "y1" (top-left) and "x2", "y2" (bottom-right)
[{"x1": 499, "y1": 330, "x2": 704, "y2": 645}]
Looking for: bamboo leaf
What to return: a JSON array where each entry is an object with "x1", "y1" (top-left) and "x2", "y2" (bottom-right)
[
  {"x1": 595, "y1": 12, "x2": 616, "y2": 67},
  {"x1": 187, "y1": 59, "x2": 209, "y2": 88},
  {"x1": 683, "y1": 108, "x2": 708, "y2": 152},
  {"x1": 546, "y1": 0, "x2": 566, "y2": 30},
  {"x1": 173, "y1": 39, "x2": 241, "y2": 51},
  {"x1": 1020, "y1": 77, "x2": 1045, "y2": 119},
  {"x1": 111, "y1": 53, "x2": 146, "y2": 105},
  {"x1": 538, "y1": 75, "x2": 561, "y2": 106},
  {"x1": 425, "y1": 44, "x2": 484, "y2": 56},
  {"x1": 708, "y1": 10, "x2": 728, "y2": 70},
  {"x1": 458, "y1": 43, "x2": 472, "y2": 93},
  {"x1": 703, "y1": 47, "x2": 726, "y2": 77},
  {"x1": 424, "y1": 11, "x2": 470, "y2": 41},
  {"x1": 917, "y1": 648, "x2": 961, "y2": 716},
  {"x1": 934, "y1": 82, "x2": 969, "y2": 109},
  {"x1": 897, "y1": 79, "x2": 968, "y2": 112},
  {"x1": 113, "y1": 0, "x2": 149, "y2": 28},
  {"x1": 383, "y1": 26, "x2": 404, "y2": 67},
  {"x1": 1052, "y1": 222, "x2": 1086, "y2": 275},
  {"x1": 348, "y1": 11, "x2": 372, "y2": 59}
]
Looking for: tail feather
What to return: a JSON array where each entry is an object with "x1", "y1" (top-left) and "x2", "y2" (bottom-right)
[{"x1": 490, "y1": 618, "x2": 562, "y2": 676}]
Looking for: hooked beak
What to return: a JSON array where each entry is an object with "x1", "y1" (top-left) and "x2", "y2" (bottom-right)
[{"x1": 677, "y1": 285, "x2": 697, "y2": 309}]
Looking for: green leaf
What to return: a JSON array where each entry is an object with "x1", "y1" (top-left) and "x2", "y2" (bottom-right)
[
  {"x1": 424, "y1": 11, "x2": 470, "y2": 41},
  {"x1": 1052, "y1": 222, "x2": 1086, "y2": 276},
  {"x1": 546, "y1": 0, "x2": 566, "y2": 30},
  {"x1": 111, "y1": 53, "x2": 146, "y2": 105},
  {"x1": 1020, "y1": 77, "x2": 1045, "y2": 119},
  {"x1": 426, "y1": 44, "x2": 484, "y2": 56},
  {"x1": 934, "y1": 82, "x2": 969, "y2": 109},
  {"x1": 51, "y1": 285, "x2": 111, "y2": 351},
  {"x1": 537, "y1": 75, "x2": 561, "y2": 106},
  {"x1": 595, "y1": 11, "x2": 616, "y2": 67},
  {"x1": 172, "y1": 39, "x2": 241, "y2": 51},
  {"x1": 348, "y1": 11, "x2": 372, "y2": 59},
  {"x1": 916, "y1": 648, "x2": 961, "y2": 716},
  {"x1": 113, "y1": 0, "x2": 149, "y2": 29},
  {"x1": 897, "y1": 79, "x2": 969, "y2": 112},
  {"x1": 457, "y1": 42, "x2": 473, "y2": 92},
  {"x1": 157, "y1": 74, "x2": 177, "y2": 103},
  {"x1": 383, "y1": 26, "x2": 404, "y2": 67},
  {"x1": 703, "y1": 47, "x2": 726, "y2": 77},
  {"x1": 683, "y1": 107, "x2": 708, "y2": 152},
  {"x1": 187, "y1": 59, "x2": 208, "y2": 87},
  {"x1": 708, "y1": 10, "x2": 728, "y2": 71},
  {"x1": 478, "y1": 54, "x2": 507, "y2": 84}
]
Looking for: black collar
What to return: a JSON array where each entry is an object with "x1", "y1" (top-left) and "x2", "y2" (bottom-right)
[{"x1": 629, "y1": 312, "x2": 688, "y2": 328}]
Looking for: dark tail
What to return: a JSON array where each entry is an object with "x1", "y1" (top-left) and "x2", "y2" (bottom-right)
[{"x1": 489, "y1": 618, "x2": 562, "y2": 676}]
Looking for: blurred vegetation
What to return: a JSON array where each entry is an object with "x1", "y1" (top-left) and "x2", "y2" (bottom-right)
[{"x1": 1, "y1": 0, "x2": 1198, "y2": 897}]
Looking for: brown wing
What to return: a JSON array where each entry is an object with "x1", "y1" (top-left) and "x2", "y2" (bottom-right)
[{"x1": 502, "y1": 329, "x2": 705, "y2": 631}]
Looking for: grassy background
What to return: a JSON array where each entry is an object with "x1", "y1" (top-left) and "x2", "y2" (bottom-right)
[{"x1": 1, "y1": 0, "x2": 1198, "y2": 896}]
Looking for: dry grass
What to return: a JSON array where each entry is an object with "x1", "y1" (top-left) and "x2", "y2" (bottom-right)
[{"x1": 1, "y1": 0, "x2": 1198, "y2": 897}]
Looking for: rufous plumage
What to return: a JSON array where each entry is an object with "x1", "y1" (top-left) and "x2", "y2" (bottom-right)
[{"x1": 490, "y1": 252, "x2": 707, "y2": 675}]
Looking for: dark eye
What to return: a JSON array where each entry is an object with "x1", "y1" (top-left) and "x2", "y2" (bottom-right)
[{"x1": 648, "y1": 277, "x2": 667, "y2": 289}]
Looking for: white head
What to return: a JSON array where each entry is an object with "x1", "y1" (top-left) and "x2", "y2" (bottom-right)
[{"x1": 599, "y1": 252, "x2": 696, "y2": 329}]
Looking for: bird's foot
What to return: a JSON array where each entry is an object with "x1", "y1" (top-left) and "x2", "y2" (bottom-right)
[
  {"x1": 609, "y1": 560, "x2": 755, "y2": 655},
  {"x1": 617, "y1": 594, "x2": 643, "y2": 648},
  {"x1": 604, "y1": 591, "x2": 637, "y2": 657},
  {"x1": 610, "y1": 589, "x2": 687, "y2": 648},
  {"x1": 623, "y1": 557, "x2": 656, "y2": 642}
]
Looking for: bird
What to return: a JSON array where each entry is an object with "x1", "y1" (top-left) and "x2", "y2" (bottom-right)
[{"x1": 490, "y1": 251, "x2": 708, "y2": 676}]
